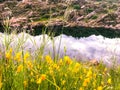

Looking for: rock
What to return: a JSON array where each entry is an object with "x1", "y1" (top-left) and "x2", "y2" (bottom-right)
[
  {"x1": 47, "y1": 19, "x2": 65, "y2": 27},
  {"x1": 81, "y1": 5, "x2": 85, "y2": 9},
  {"x1": 115, "y1": 24, "x2": 120, "y2": 29},
  {"x1": 85, "y1": 11, "x2": 96, "y2": 19},
  {"x1": 76, "y1": 16, "x2": 84, "y2": 21},
  {"x1": 9, "y1": 17, "x2": 28, "y2": 32},
  {"x1": 96, "y1": 14, "x2": 108, "y2": 23},
  {"x1": 29, "y1": 21, "x2": 44, "y2": 28},
  {"x1": 0, "y1": 3, "x2": 4, "y2": 12},
  {"x1": 1, "y1": 10, "x2": 12, "y2": 18}
]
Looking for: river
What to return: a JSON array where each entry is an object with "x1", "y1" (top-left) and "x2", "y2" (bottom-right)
[{"x1": 0, "y1": 32, "x2": 120, "y2": 67}]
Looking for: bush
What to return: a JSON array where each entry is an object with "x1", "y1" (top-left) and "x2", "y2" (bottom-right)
[{"x1": 73, "y1": 4, "x2": 81, "y2": 10}]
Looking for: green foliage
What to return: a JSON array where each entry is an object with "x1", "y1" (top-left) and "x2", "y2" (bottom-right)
[
  {"x1": 85, "y1": 8, "x2": 94, "y2": 14},
  {"x1": 0, "y1": 37, "x2": 120, "y2": 90},
  {"x1": 96, "y1": 0, "x2": 102, "y2": 1},
  {"x1": 91, "y1": 15, "x2": 98, "y2": 19},
  {"x1": 73, "y1": 4, "x2": 81, "y2": 10}
]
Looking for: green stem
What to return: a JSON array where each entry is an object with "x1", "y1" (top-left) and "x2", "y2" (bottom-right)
[{"x1": 46, "y1": 78, "x2": 60, "y2": 90}]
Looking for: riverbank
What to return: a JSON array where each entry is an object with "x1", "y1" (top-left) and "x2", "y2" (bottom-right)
[{"x1": 0, "y1": 0, "x2": 120, "y2": 38}]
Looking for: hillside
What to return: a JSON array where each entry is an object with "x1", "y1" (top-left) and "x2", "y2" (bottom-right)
[{"x1": 0, "y1": 0, "x2": 120, "y2": 37}]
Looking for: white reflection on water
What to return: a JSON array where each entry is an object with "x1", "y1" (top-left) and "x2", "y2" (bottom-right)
[{"x1": 0, "y1": 32, "x2": 120, "y2": 66}]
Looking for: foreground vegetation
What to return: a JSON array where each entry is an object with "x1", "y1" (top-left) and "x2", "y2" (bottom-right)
[
  {"x1": 0, "y1": 48, "x2": 120, "y2": 90},
  {"x1": 0, "y1": 0, "x2": 120, "y2": 89}
]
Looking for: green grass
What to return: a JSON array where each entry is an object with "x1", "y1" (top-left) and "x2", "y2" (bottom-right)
[{"x1": 0, "y1": 47, "x2": 120, "y2": 90}]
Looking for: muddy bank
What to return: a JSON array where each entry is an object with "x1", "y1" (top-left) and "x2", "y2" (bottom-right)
[{"x1": 0, "y1": 23, "x2": 120, "y2": 38}]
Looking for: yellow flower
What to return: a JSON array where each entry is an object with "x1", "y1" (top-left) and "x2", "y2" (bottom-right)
[
  {"x1": 30, "y1": 71, "x2": 33, "y2": 76},
  {"x1": 49, "y1": 67, "x2": 54, "y2": 75},
  {"x1": 86, "y1": 70, "x2": 92, "y2": 77},
  {"x1": 41, "y1": 74, "x2": 46, "y2": 81},
  {"x1": 27, "y1": 61, "x2": 33, "y2": 69},
  {"x1": 5, "y1": 52, "x2": 11, "y2": 60},
  {"x1": 9, "y1": 48, "x2": 13, "y2": 53},
  {"x1": 53, "y1": 63, "x2": 59, "y2": 70},
  {"x1": 5, "y1": 48, "x2": 13, "y2": 60},
  {"x1": 0, "y1": 82, "x2": 2, "y2": 89},
  {"x1": 83, "y1": 68, "x2": 87, "y2": 73},
  {"x1": 58, "y1": 59, "x2": 63, "y2": 65},
  {"x1": 79, "y1": 87, "x2": 83, "y2": 90},
  {"x1": 97, "y1": 86, "x2": 103, "y2": 90},
  {"x1": 107, "y1": 78, "x2": 112, "y2": 85},
  {"x1": 45, "y1": 55, "x2": 53, "y2": 64},
  {"x1": 36, "y1": 78, "x2": 42, "y2": 84},
  {"x1": 83, "y1": 81, "x2": 87, "y2": 87},
  {"x1": 75, "y1": 63, "x2": 80, "y2": 68},
  {"x1": 23, "y1": 80, "x2": 28, "y2": 88},
  {"x1": 24, "y1": 52, "x2": 30, "y2": 61},
  {"x1": 83, "y1": 78, "x2": 90, "y2": 87},
  {"x1": 61, "y1": 80, "x2": 66, "y2": 85},
  {"x1": 73, "y1": 63, "x2": 81, "y2": 73},
  {"x1": 64, "y1": 56, "x2": 72, "y2": 65},
  {"x1": 14, "y1": 52, "x2": 22, "y2": 62},
  {"x1": 36, "y1": 74, "x2": 46, "y2": 84},
  {"x1": 80, "y1": 76, "x2": 83, "y2": 80},
  {"x1": 93, "y1": 73, "x2": 97, "y2": 78},
  {"x1": 85, "y1": 78, "x2": 90, "y2": 83},
  {"x1": 16, "y1": 64, "x2": 23, "y2": 73}
]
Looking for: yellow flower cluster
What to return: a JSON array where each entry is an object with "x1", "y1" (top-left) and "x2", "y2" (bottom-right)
[
  {"x1": 2, "y1": 49, "x2": 115, "y2": 90},
  {"x1": 27, "y1": 61, "x2": 33, "y2": 69},
  {"x1": 36, "y1": 74, "x2": 46, "y2": 84},
  {"x1": 64, "y1": 56, "x2": 72, "y2": 65},
  {"x1": 24, "y1": 52, "x2": 30, "y2": 62},
  {"x1": 45, "y1": 55, "x2": 53, "y2": 64},
  {"x1": 83, "y1": 78, "x2": 90, "y2": 87},
  {"x1": 23, "y1": 80, "x2": 28, "y2": 88},
  {"x1": 107, "y1": 78, "x2": 112, "y2": 85},
  {"x1": 16, "y1": 64, "x2": 23, "y2": 73},
  {"x1": 97, "y1": 86, "x2": 103, "y2": 90},
  {"x1": 14, "y1": 52, "x2": 22, "y2": 62},
  {"x1": 5, "y1": 48, "x2": 12, "y2": 60}
]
